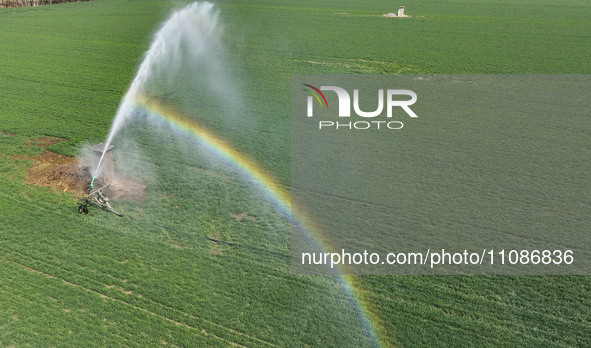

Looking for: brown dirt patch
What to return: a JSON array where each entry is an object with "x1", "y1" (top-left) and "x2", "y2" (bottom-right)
[
  {"x1": 26, "y1": 136, "x2": 65, "y2": 148},
  {"x1": 25, "y1": 151, "x2": 89, "y2": 196},
  {"x1": 23, "y1": 150, "x2": 146, "y2": 202},
  {"x1": 209, "y1": 246, "x2": 224, "y2": 255},
  {"x1": 231, "y1": 212, "x2": 257, "y2": 222}
]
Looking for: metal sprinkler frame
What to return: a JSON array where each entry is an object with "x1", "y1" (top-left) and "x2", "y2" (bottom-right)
[{"x1": 78, "y1": 183, "x2": 123, "y2": 217}]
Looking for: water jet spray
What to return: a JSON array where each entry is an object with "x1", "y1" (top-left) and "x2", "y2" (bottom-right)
[
  {"x1": 93, "y1": 2, "x2": 218, "y2": 180},
  {"x1": 79, "y1": 143, "x2": 122, "y2": 216},
  {"x1": 87, "y1": 2, "x2": 219, "y2": 215}
]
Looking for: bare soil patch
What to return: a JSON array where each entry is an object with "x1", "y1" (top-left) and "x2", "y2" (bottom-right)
[
  {"x1": 25, "y1": 150, "x2": 89, "y2": 196},
  {"x1": 23, "y1": 150, "x2": 146, "y2": 202},
  {"x1": 231, "y1": 213, "x2": 257, "y2": 222},
  {"x1": 25, "y1": 136, "x2": 65, "y2": 148}
]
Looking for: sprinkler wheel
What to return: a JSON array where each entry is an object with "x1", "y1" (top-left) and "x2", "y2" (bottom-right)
[{"x1": 78, "y1": 204, "x2": 89, "y2": 214}]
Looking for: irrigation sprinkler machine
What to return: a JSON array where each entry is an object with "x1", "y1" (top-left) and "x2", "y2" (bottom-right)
[{"x1": 78, "y1": 143, "x2": 123, "y2": 217}]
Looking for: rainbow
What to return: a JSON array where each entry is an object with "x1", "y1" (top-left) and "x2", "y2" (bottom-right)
[
  {"x1": 133, "y1": 95, "x2": 381, "y2": 347},
  {"x1": 136, "y1": 95, "x2": 292, "y2": 217}
]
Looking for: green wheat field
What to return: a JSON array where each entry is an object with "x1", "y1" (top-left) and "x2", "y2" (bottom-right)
[{"x1": 1, "y1": 0, "x2": 590, "y2": 346}]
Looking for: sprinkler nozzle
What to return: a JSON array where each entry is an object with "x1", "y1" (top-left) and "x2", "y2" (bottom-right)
[{"x1": 90, "y1": 177, "x2": 96, "y2": 189}]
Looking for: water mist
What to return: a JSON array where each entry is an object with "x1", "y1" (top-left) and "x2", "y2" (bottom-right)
[{"x1": 93, "y1": 2, "x2": 222, "y2": 182}]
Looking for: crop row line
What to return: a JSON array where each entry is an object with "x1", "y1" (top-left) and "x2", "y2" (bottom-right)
[{"x1": 2, "y1": 250, "x2": 279, "y2": 347}]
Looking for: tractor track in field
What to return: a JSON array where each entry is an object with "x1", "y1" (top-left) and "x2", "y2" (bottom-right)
[{"x1": 2, "y1": 255, "x2": 279, "y2": 347}]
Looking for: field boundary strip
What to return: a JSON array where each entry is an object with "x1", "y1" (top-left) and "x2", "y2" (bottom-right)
[{"x1": 0, "y1": 0, "x2": 92, "y2": 8}]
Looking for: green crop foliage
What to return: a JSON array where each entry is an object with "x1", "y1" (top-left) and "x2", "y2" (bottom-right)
[{"x1": 1, "y1": 0, "x2": 590, "y2": 347}]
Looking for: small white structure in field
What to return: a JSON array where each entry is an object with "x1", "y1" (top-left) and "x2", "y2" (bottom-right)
[{"x1": 383, "y1": 6, "x2": 410, "y2": 18}]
